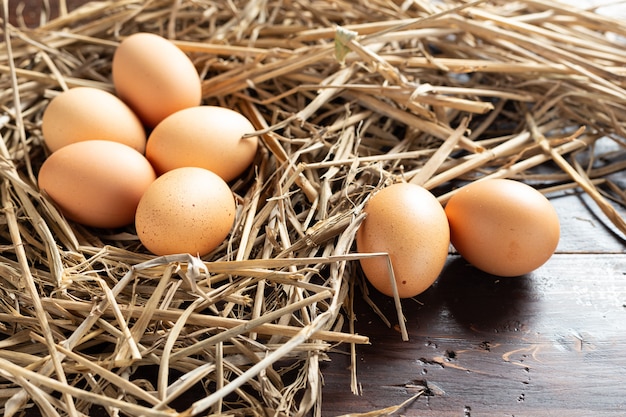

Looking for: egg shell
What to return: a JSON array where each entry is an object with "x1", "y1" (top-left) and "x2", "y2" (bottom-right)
[
  {"x1": 444, "y1": 178, "x2": 560, "y2": 277},
  {"x1": 356, "y1": 182, "x2": 450, "y2": 298},
  {"x1": 41, "y1": 87, "x2": 147, "y2": 153},
  {"x1": 112, "y1": 32, "x2": 202, "y2": 127},
  {"x1": 38, "y1": 140, "x2": 156, "y2": 228},
  {"x1": 145, "y1": 106, "x2": 258, "y2": 182},
  {"x1": 135, "y1": 167, "x2": 236, "y2": 256}
]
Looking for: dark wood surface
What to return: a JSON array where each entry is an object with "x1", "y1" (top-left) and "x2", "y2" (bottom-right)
[
  {"x1": 321, "y1": 190, "x2": 626, "y2": 416},
  {"x1": 6, "y1": 2, "x2": 626, "y2": 416}
]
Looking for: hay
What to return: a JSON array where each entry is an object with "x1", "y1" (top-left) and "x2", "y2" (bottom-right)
[{"x1": 0, "y1": 0, "x2": 625, "y2": 416}]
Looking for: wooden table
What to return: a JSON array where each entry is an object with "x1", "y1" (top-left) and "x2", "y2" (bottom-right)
[
  {"x1": 7, "y1": 2, "x2": 626, "y2": 416},
  {"x1": 321, "y1": 190, "x2": 626, "y2": 416}
]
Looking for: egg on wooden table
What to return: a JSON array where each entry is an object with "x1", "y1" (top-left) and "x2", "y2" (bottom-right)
[
  {"x1": 444, "y1": 178, "x2": 560, "y2": 277},
  {"x1": 37, "y1": 140, "x2": 156, "y2": 228},
  {"x1": 112, "y1": 32, "x2": 202, "y2": 127},
  {"x1": 356, "y1": 182, "x2": 450, "y2": 298},
  {"x1": 135, "y1": 167, "x2": 236, "y2": 257},
  {"x1": 145, "y1": 106, "x2": 258, "y2": 182},
  {"x1": 41, "y1": 87, "x2": 147, "y2": 153}
]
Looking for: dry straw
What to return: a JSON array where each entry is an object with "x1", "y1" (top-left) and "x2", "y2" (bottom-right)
[{"x1": 1, "y1": 0, "x2": 625, "y2": 416}]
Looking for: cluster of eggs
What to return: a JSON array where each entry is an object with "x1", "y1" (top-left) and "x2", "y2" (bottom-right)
[
  {"x1": 36, "y1": 33, "x2": 560, "y2": 286},
  {"x1": 38, "y1": 33, "x2": 258, "y2": 257},
  {"x1": 356, "y1": 179, "x2": 561, "y2": 298}
]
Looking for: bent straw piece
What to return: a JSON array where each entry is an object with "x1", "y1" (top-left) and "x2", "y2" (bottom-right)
[{"x1": 384, "y1": 254, "x2": 409, "y2": 342}]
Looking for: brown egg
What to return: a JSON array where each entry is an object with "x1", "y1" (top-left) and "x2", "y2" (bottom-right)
[
  {"x1": 445, "y1": 178, "x2": 560, "y2": 277},
  {"x1": 112, "y1": 32, "x2": 202, "y2": 127},
  {"x1": 145, "y1": 106, "x2": 258, "y2": 182},
  {"x1": 38, "y1": 140, "x2": 156, "y2": 228},
  {"x1": 41, "y1": 87, "x2": 147, "y2": 153},
  {"x1": 135, "y1": 167, "x2": 236, "y2": 256},
  {"x1": 356, "y1": 182, "x2": 450, "y2": 298}
]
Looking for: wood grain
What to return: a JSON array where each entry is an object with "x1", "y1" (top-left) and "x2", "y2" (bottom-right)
[
  {"x1": 323, "y1": 251, "x2": 626, "y2": 416},
  {"x1": 320, "y1": 189, "x2": 625, "y2": 415}
]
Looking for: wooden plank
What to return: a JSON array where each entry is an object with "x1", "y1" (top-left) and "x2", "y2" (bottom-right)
[{"x1": 322, "y1": 253, "x2": 626, "y2": 416}]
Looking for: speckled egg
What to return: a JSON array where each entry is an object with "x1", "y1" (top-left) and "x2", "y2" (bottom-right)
[{"x1": 135, "y1": 167, "x2": 236, "y2": 256}]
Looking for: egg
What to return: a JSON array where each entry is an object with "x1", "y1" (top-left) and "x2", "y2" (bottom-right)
[
  {"x1": 356, "y1": 182, "x2": 450, "y2": 298},
  {"x1": 145, "y1": 106, "x2": 258, "y2": 182},
  {"x1": 41, "y1": 87, "x2": 147, "y2": 153},
  {"x1": 444, "y1": 178, "x2": 560, "y2": 277},
  {"x1": 135, "y1": 167, "x2": 236, "y2": 256},
  {"x1": 38, "y1": 140, "x2": 156, "y2": 228},
  {"x1": 112, "y1": 32, "x2": 202, "y2": 127}
]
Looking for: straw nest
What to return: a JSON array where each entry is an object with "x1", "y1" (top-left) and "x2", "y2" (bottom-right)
[{"x1": 1, "y1": 0, "x2": 625, "y2": 416}]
